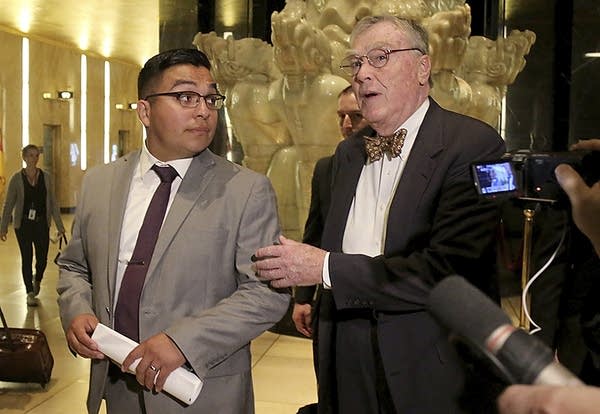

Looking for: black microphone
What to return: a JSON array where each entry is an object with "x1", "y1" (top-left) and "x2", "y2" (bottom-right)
[{"x1": 428, "y1": 275, "x2": 583, "y2": 386}]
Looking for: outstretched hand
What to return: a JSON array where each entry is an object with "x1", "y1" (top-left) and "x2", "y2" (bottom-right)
[{"x1": 253, "y1": 235, "x2": 326, "y2": 288}]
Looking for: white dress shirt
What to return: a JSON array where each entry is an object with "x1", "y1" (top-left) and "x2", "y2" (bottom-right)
[
  {"x1": 323, "y1": 99, "x2": 430, "y2": 288},
  {"x1": 113, "y1": 143, "x2": 193, "y2": 307}
]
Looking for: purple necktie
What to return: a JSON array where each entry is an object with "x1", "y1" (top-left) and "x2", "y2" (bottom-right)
[{"x1": 114, "y1": 164, "x2": 178, "y2": 342}]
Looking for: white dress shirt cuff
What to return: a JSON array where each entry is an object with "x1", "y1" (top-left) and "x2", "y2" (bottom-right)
[{"x1": 322, "y1": 252, "x2": 332, "y2": 289}]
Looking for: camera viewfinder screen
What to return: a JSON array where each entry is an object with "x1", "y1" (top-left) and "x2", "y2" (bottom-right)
[{"x1": 472, "y1": 161, "x2": 517, "y2": 195}]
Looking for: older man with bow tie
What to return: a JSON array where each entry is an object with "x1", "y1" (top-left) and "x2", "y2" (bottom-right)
[{"x1": 254, "y1": 15, "x2": 505, "y2": 414}]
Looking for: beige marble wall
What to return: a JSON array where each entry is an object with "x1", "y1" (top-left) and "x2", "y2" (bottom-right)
[
  {"x1": 0, "y1": 28, "x2": 142, "y2": 209},
  {"x1": 0, "y1": 30, "x2": 23, "y2": 199}
]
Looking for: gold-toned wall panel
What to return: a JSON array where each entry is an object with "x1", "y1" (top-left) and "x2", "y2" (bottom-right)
[
  {"x1": 0, "y1": 31, "x2": 22, "y2": 200},
  {"x1": 87, "y1": 57, "x2": 105, "y2": 169}
]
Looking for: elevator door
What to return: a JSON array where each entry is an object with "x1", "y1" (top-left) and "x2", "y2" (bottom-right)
[
  {"x1": 118, "y1": 129, "x2": 140, "y2": 158},
  {"x1": 42, "y1": 124, "x2": 65, "y2": 208}
]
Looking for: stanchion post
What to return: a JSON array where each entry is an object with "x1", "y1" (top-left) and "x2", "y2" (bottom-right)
[{"x1": 519, "y1": 208, "x2": 536, "y2": 330}]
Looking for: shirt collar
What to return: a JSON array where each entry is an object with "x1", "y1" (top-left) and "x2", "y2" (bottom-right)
[
  {"x1": 395, "y1": 98, "x2": 430, "y2": 135},
  {"x1": 138, "y1": 141, "x2": 193, "y2": 180}
]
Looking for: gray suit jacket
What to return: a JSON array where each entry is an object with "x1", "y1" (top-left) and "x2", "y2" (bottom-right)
[{"x1": 57, "y1": 149, "x2": 290, "y2": 414}]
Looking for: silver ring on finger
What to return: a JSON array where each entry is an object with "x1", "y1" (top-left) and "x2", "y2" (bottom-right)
[{"x1": 149, "y1": 364, "x2": 158, "y2": 372}]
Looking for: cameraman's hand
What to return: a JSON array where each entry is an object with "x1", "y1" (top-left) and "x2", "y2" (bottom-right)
[
  {"x1": 498, "y1": 384, "x2": 600, "y2": 414},
  {"x1": 555, "y1": 164, "x2": 600, "y2": 256},
  {"x1": 571, "y1": 138, "x2": 600, "y2": 151}
]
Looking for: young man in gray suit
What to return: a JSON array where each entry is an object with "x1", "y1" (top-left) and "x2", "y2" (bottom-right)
[
  {"x1": 57, "y1": 48, "x2": 290, "y2": 414},
  {"x1": 254, "y1": 16, "x2": 505, "y2": 413}
]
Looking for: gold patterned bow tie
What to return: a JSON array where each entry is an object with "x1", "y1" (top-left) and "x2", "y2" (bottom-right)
[{"x1": 364, "y1": 128, "x2": 407, "y2": 163}]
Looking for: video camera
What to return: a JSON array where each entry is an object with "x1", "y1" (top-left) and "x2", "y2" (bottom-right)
[{"x1": 471, "y1": 149, "x2": 600, "y2": 204}]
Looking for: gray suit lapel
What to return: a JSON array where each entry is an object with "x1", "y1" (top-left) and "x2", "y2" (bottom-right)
[
  {"x1": 107, "y1": 151, "x2": 139, "y2": 302},
  {"x1": 145, "y1": 150, "x2": 216, "y2": 279}
]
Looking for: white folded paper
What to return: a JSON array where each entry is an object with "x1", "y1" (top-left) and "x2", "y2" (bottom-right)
[{"x1": 91, "y1": 323, "x2": 203, "y2": 405}]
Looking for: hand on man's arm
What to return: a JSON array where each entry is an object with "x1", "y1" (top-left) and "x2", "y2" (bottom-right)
[{"x1": 253, "y1": 235, "x2": 326, "y2": 288}]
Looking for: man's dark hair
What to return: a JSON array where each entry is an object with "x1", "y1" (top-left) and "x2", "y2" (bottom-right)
[
  {"x1": 338, "y1": 85, "x2": 355, "y2": 98},
  {"x1": 138, "y1": 48, "x2": 212, "y2": 99}
]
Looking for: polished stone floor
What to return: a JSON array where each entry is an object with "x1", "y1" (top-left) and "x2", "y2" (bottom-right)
[{"x1": 0, "y1": 215, "x2": 317, "y2": 413}]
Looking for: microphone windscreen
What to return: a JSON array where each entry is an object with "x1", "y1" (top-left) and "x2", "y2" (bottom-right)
[{"x1": 428, "y1": 275, "x2": 512, "y2": 348}]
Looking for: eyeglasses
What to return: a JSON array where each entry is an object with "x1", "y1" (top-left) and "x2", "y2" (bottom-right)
[
  {"x1": 339, "y1": 47, "x2": 424, "y2": 76},
  {"x1": 338, "y1": 111, "x2": 364, "y2": 125},
  {"x1": 144, "y1": 91, "x2": 226, "y2": 110}
]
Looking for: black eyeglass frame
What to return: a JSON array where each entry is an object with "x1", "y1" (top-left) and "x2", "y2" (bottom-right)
[
  {"x1": 339, "y1": 47, "x2": 425, "y2": 76},
  {"x1": 143, "y1": 91, "x2": 226, "y2": 110}
]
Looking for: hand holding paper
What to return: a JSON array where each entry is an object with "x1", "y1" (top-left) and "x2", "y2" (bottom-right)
[
  {"x1": 122, "y1": 331, "x2": 187, "y2": 392},
  {"x1": 91, "y1": 323, "x2": 203, "y2": 405}
]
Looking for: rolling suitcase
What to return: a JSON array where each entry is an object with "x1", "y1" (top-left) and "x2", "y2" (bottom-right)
[{"x1": 0, "y1": 305, "x2": 54, "y2": 387}]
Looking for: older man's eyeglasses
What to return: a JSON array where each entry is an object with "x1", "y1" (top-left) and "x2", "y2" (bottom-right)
[
  {"x1": 144, "y1": 91, "x2": 226, "y2": 110},
  {"x1": 339, "y1": 47, "x2": 424, "y2": 77}
]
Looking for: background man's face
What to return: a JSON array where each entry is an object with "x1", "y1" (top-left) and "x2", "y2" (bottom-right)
[{"x1": 337, "y1": 92, "x2": 368, "y2": 138}]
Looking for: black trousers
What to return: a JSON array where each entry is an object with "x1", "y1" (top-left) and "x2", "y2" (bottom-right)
[
  {"x1": 335, "y1": 311, "x2": 396, "y2": 414},
  {"x1": 14, "y1": 219, "x2": 49, "y2": 294}
]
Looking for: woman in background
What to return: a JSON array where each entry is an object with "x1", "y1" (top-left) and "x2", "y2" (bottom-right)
[{"x1": 1, "y1": 144, "x2": 65, "y2": 306}]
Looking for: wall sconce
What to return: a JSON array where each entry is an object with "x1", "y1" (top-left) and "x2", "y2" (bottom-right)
[
  {"x1": 58, "y1": 90, "x2": 74, "y2": 99},
  {"x1": 115, "y1": 102, "x2": 137, "y2": 111},
  {"x1": 43, "y1": 90, "x2": 74, "y2": 100}
]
